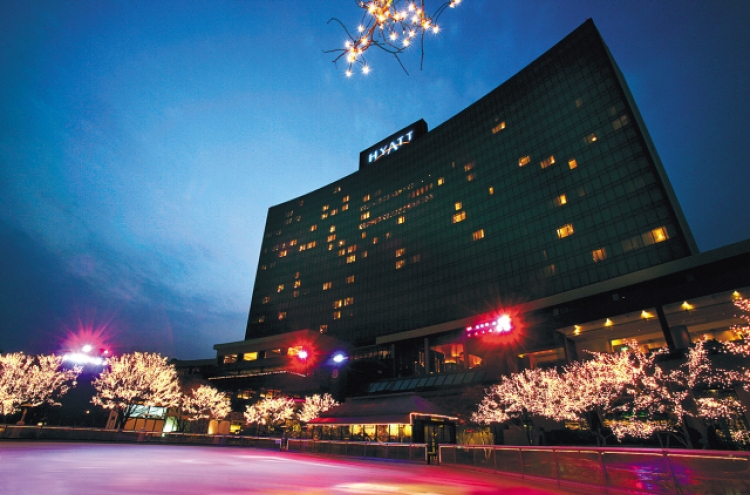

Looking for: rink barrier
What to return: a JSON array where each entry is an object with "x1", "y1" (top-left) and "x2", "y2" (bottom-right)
[
  {"x1": 287, "y1": 439, "x2": 428, "y2": 463},
  {"x1": 439, "y1": 444, "x2": 750, "y2": 495},
  {"x1": 0, "y1": 425, "x2": 281, "y2": 450}
]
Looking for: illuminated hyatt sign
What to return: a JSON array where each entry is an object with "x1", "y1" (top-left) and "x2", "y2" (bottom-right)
[{"x1": 359, "y1": 119, "x2": 428, "y2": 169}]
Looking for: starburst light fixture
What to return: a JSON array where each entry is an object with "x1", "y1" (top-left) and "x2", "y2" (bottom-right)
[{"x1": 327, "y1": 0, "x2": 461, "y2": 76}]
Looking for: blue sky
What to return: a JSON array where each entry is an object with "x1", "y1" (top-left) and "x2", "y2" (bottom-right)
[{"x1": 1, "y1": 0, "x2": 749, "y2": 359}]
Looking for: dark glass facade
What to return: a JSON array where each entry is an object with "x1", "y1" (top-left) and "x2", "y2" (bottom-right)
[{"x1": 245, "y1": 20, "x2": 696, "y2": 347}]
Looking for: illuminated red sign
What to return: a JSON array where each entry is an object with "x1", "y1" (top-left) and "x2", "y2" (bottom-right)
[{"x1": 465, "y1": 314, "x2": 512, "y2": 338}]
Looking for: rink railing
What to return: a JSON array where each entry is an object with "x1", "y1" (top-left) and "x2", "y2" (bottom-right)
[
  {"x1": 287, "y1": 439, "x2": 428, "y2": 463},
  {"x1": 439, "y1": 444, "x2": 750, "y2": 495}
]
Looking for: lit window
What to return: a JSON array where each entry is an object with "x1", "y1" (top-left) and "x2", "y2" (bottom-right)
[
  {"x1": 257, "y1": 316, "x2": 265, "y2": 323},
  {"x1": 310, "y1": 224, "x2": 317, "y2": 232},
  {"x1": 554, "y1": 194, "x2": 567, "y2": 207},
  {"x1": 262, "y1": 296, "x2": 270, "y2": 304},
  {"x1": 455, "y1": 202, "x2": 462, "y2": 210},
  {"x1": 575, "y1": 97, "x2": 583, "y2": 108},
  {"x1": 363, "y1": 194, "x2": 370, "y2": 201},
  {"x1": 243, "y1": 352, "x2": 258, "y2": 361},
  {"x1": 372, "y1": 237, "x2": 378, "y2": 244},
  {"x1": 396, "y1": 260, "x2": 405, "y2": 269},
  {"x1": 361, "y1": 212, "x2": 370, "y2": 220},
  {"x1": 329, "y1": 226, "x2": 336, "y2": 233},
  {"x1": 223, "y1": 354, "x2": 238, "y2": 364},
  {"x1": 334, "y1": 300, "x2": 343, "y2": 309},
  {"x1": 294, "y1": 280, "x2": 301, "y2": 288},
  {"x1": 330, "y1": 209, "x2": 338, "y2": 216},
  {"x1": 321, "y1": 213, "x2": 328, "y2": 219},
  {"x1": 612, "y1": 114, "x2": 630, "y2": 130},
  {"x1": 464, "y1": 162, "x2": 474, "y2": 172},
  {"x1": 396, "y1": 248, "x2": 405, "y2": 257},
  {"x1": 333, "y1": 311, "x2": 341, "y2": 320},
  {"x1": 322, "y1": 205, "x2": 329, "y2": 212},
  {"x1": 584, "y1": 133, "x2": 598, "y2": 144},
  {"x1": 261, "y1": 264, "x2": 266, "y2": 271},
  {"x1": 411, "y1": 254, "x2": 421, "y2": 263},
  {"x1": 277, "y1": 284, "x2": 284, "y2": 292},
  {"x1": 279, "y1": 250, "x2": 287, "y2": 257},
  {"x1": 361, "y1": 232, "x2": 366, "y2": 239},
  {"x1": 307, "y1": 241, "x2": 316, "y2": 249},
  {"x1": 342, "y1": 195, "x2": 349, "y2": 203},
  {"x1": 323, "y1": 282, "x2": 332, "y2": 290},
  {"x1": 347, "y1": 275, "x2": 355, "y2": 284},
  {"x1": 293, "y1": 290, "x2": 299, "y2": 297},
  {"x1": 344, "y1": 297, "x2": 354, "y2": 306},
  {"x1": 518, "y1": 155, "x2": 531, "y2": 167},
  {"x1": 592, "y1": 248, "x2": 607, "y2": 262},
  {"x1": 489, "y1": 187, "x2": 494, "y2": 195},
  {"x1": 342, "y1": 204, "x2": 349, "y2": 211},
  {"x1": 347, "y1": 245, "x2": 357, "y2": 253},
  {"x1": 540, "y1": 155, "x2": 556, "y2": 169},
  {"x1": 361, "y1": 250, "x2": 367, "y2": 258},
  {"x1": 289, "y1": 239, "x2": 297, "y2": 246},
  {"x1": 472, "y1": 229, "x2": 485, "y2": 241},
  {"x1": 466, "y1": 173, "x2": 476, "y2": 181},
  {"x1": 652, "y1": 227, "x2": 669, "y2": 243},
  {"x1": 333, "y1": 186, "x2": 341, "y2": 193},
  {"x1": 397, "y1": 216, "x2": 405, "y2": 224},
  {"x1": 338, "y1": 240, "x2": 345, "y2": 246},
  {"x1": 295, "y1": 272, "x2": 300, "y2": 278},
  {"x1": 284, "y1": 218, "x2": 292, "y2": 225},
  {"x1": 452, "y1": 211, "x2": 466, "y2": 223},
  {"x1": 299, "y1": 244, "x2": 306, "y2": 252},
  {"x1": 346, "y1": 254, "x2": 356, "y2": 263},
  {"x1": 286, "y1": 211, "x2": 293, "y2": 218},
  {"x1": 491, "y1": 121, "x2": 506, "y2": 134},
  {"x1": 543, "y1": 264, "x2": 556, "y2": 277},
  {"x1": 295, "y1": 215, "x2": 301, "y2": 222},
  {"x1": 278, "y1": 312, "x2": 286, "y2": 320},
  {"x1": 338, "y1": 248, "x2": 346, "y2": 256},
  {"x1": 320, "y1": 325, "x2": 328, "y2": 334},
  {"x1": 568, "y1": 158, "x2": 578, "y2": 170},
  {"x1": 328, "y1": 234, "x2": 336, "y2": 242},
  {"x1": 328, "y1": 244, "x2": 333, "y2": 251},
  {"x1": 556, "y1": 224, "x2": 574, "y2": 239},
  {"x1": 438, "y1": 177, "x2": 444, "y2": 186}
]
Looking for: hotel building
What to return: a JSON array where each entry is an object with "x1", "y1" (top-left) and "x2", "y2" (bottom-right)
[{"x1": 212, "y1": 20, "x2": 750, "y2": 414}]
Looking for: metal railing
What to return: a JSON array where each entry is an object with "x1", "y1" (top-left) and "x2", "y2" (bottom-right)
[
  {"x1": 0, "y1": 425, "x2": 281, "y2": 450},
  {"x1": 287, "y1": 439, "x2": 428, "y2": 463},
  {"x1": 439, "y1": 444, "x2": 750, "y2": 495}
]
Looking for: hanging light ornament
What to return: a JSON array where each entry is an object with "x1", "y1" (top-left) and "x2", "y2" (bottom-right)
[{"x1": 327, "y1": 0, "x2": 461, "y2": 76}]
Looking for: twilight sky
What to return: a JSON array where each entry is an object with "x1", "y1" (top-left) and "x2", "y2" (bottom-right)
[{"x1": 1, "y1": 0, "x2": 749, "y2": 359}]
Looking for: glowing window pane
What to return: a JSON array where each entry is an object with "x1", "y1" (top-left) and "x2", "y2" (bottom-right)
[
  {"x1": 554, "y1": 194, "x2": 567, "y2": 207},
  {"x1": 346, "y1": 254, "x2": 356, "y2": 263},
  {"x1": 277, "y1": 284, "x2": 284, "y2": 292},
  {"x1": 397, "y1": 216, "x2": 405, "y2": 224},
  {"x1": 361, "y1": 212, "x2": 370, "y2": 220},
  {"x1": 243, "y1": 352, "x2": 258, "y2": 361},
  {"x1": 592, "y1": 248, "x2": 607, "y2": 262},
  {"x1": 568, "y1": 158, "x2": 578, "y2": 169},
  {"x1": 278, "y1": 312, "x2": 286, "y2": 320},
  {"x1": 310, "y1": 225, "x2": 317, "y2": 232},
  {"x1": 455, "y1": 202, "x2": 462, "y2": 210},
  {"x1": 452, "y1": 211, "x2": 466, "y2": 224},
  {"x1": 262, "y1": 296, "x2": 270, "y2": 304},
  {"x1": 437, "y1": 177, "x2": 444, "y2": 186},
  {"x1": 333, "y1": 311, "x2": 341, "y2": 320},
  {"x1": 540, "y1": 155, "x2": 556, "y2": 169},
  {"x1": 472, "y1": 229, "x2": 485, "y2": 241},
  {"x1": 396, "y1": 260, "x2": 405, "y2": 269},
  {"x1": 396, "y1": 248, "x2": 405, "y2": 257},
  {"x1": 556, "y1": 224, "x2": 574, "y2": 239},
  {"x1": 491, "y1": 121, "x2": 506, "y2": 134},
  {"x1": 518, "y1": 155, "x2": 531, "y2": 167},
  {"x1": 323, "y1": 282, "x2": 332, "y2": 290},
  {"x1": 652, "y1": 226, "x2": 669, "y2": 243},
  {"x1": 347, "y1": 275, "x2": 355, "y2": 284}
]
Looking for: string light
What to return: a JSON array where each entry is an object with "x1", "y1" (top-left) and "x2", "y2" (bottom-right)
[{"x1": 326, "y1": 1, "x2": 460, "y2": 76}]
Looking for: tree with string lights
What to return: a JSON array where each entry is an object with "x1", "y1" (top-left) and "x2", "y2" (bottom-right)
[
  {"x1": 182, "y1": 384, "x2": 232, "y2": 433},
  {"x1": 327, "y1": 0, "x2": 461, "y2": 76},
  {"x1": 244, "y1": 397, "x2": 296, "y2": 436},
  {"x1": 91, "y1": 352, "x2": 181, "y2": 429},
  {"x1": 0, "y1": 352, "x2": 80, "y2": 423},
  {"x1": 298, "y1": 393, "x2": 339, "y2": 423}
]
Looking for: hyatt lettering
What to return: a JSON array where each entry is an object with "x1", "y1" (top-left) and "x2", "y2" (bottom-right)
[{"x1": 368, "y1": 130, "x2": 414, "y2": 163}]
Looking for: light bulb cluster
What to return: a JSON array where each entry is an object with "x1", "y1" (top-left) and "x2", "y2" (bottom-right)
[
  {"x1": 328, "y1": 0, "x2": 461, "y2": 76},
  {"x1": 465, "y1": 315, "x2": 512, "y2": 338}
]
